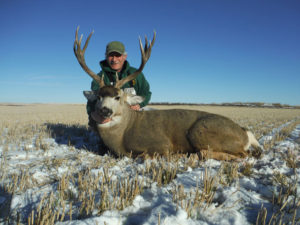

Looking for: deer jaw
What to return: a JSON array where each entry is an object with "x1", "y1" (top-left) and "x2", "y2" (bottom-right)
[{"x1": 92, "y1": 99, "x2": 122, "y2": 128}]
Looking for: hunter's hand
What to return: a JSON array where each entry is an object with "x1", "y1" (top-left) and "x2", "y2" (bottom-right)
[{"x1": 130, "y1": 105, "x2": 140, "y2": 111}]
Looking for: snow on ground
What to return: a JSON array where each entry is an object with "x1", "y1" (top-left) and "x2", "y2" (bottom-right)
[{"x1": 0, "y1": 123, "x2": 300, "y2": 225}]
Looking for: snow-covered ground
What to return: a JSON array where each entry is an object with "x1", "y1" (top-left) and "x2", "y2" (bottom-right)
[{"x1": 0, "y1": 122, "x2": 299, "y2": 225}]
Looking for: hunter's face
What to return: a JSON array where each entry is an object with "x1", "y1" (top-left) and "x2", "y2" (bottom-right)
[{"x1": 106, "y1": 52, "x2": 127, "y2": 72}]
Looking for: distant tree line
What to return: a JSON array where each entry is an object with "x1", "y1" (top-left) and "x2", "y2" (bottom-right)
[{"x1": 149, "y1": 102, "x2": 300, "y2": 109}]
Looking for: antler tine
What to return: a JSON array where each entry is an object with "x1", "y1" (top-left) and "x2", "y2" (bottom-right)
[
  {"x1": 74, "y1": 26, "x2": 105, "y2": 88},
  {"x1": 138, "y1": 37, "x2": 145, "y2": 61},
  {"x1": 79, "y1": 34, "x2": 83, "y2": 46},
  {"x1": 146, "y1": 31, "x2": 156, "y2": 58},
  {"x1": 100, "y1": 72, "x2": 105, "y2": 87},
  {"x1": 115, "y1": 72, "x2": 119, "y2": 83},
  {"x1": 83, "y1": 30, "x2": 94, "y2": 53},
  {"x1": 115, "y1": 31, "x2": 156, "y2": 89}
]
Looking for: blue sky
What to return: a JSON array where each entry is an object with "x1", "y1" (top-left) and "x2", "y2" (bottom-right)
[{"x1": 1, "y1": 0, "x2": 299, "y2": 105}]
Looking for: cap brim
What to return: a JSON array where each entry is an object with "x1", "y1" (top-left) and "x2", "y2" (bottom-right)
[{"x1": 107, "y1": 50, "x2": 124, "y2": 55}]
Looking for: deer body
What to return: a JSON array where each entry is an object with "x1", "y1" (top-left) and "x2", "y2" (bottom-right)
[
  {"x1": 119, "y1": 110, "x2": 249, "y2": 158},
  {"x1": 89, "y1": 94, "x2": 256, "y2": 159},
  {"x1": 75, "y1": 27, "x2": 261, "y2": 160}
]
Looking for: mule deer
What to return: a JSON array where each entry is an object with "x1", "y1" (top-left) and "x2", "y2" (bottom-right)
[{"x1": 74, "y1": 27, "x2": 261, "y2": 160}]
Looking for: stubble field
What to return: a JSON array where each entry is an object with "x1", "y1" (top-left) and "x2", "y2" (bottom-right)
[{"x1": 0, "y1": 103, "x2": 300, "y2": 224}]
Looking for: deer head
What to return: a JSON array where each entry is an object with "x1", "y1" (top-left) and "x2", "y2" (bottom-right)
[{"x1": 74, "y1": 27, "x2": 155, "y2": 126}]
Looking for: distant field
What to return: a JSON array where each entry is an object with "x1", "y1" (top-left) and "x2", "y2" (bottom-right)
[
  {"x1": 0, "y1": 103, "x2": 88, "y2": 125},
  {"x1": 1, "y1": 103, "x2": 300, "y2": 138}
]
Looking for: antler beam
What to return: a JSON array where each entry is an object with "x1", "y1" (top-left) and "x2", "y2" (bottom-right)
[{"x1": 73, "y1": 26, "x2": 105, "y2": 88}]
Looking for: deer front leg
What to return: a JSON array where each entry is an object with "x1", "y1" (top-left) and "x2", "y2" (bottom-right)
[{"x1": 198, "y1": 150, "x2": 243, "y2": 161}]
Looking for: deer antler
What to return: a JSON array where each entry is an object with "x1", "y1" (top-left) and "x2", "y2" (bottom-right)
[
  {"x1": 115, "y1": 31, "x2": 156, "y2": 89},
  {"x1": 74, "y1": 26, "x2": 105, "y2": 88}
]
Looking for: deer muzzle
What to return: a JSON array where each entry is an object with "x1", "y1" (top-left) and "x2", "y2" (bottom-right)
[{"x1": 98, "y1": 107, "x2": 113, "y2": 118}]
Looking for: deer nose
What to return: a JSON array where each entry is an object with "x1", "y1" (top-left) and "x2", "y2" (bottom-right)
[{"x1": 99, "y1": 107, "x2": 112, "y2": 117}]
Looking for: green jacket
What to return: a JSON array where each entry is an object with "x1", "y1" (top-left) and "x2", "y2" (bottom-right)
[{"x1": 87, "y1": 60, "x2": 152, "y2": 114}]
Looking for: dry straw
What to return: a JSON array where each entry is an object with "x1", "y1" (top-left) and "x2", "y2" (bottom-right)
[{"x1": 1, "y1": 103, "x2": 300, "y2": 223}]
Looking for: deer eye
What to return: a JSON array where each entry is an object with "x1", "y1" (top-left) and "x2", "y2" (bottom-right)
[{"x1": 114, "y1": 96, "x2": 120, "y2": 101}]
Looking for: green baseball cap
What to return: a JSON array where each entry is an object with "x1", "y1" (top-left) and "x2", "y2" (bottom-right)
[{"x1": 106, "y1": 41, "x2": 125, "y2": 55}]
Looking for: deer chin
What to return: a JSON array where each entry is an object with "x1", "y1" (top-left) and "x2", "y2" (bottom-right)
[
  {"x1": 91, "y1": 112, "x2": 121, "y2": 128},
  {"x1": 91, "y1": 111, "x2": 112, "y2": 124}
]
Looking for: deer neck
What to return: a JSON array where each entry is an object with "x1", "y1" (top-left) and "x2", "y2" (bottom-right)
[{"x1": 96, "y1": 105, "x2": 137, "y2": 154}]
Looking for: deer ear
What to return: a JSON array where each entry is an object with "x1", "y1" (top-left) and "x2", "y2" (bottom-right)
[
  {"x1": 83, "y1": 91, "x2": 97, "y2": 101},
  {"x1": 125, "y1": 94, "x2": 144, "y2": 105}
]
